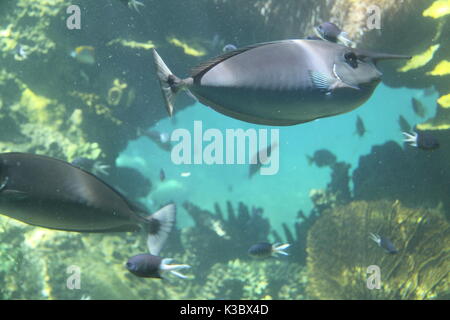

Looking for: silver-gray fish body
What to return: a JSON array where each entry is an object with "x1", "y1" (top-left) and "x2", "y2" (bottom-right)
[
  {"x1": 185, "y1": 40, "x2": 396, "y2": 126},
  {"x1": 0, "y1": 153, "x2": 148, "y2": 232}
]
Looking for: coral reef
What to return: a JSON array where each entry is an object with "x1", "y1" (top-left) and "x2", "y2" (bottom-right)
[
  {"x1": 306, "y1": 200, "x2": 449, "y2": 299},
  {"x1": 199, "y1": 259, "x2": 307, "y2": 300},
  {"x1": 0, "y1": 220, "x2": 45, "y2": 299},
  {"x1": 181, "y1": 201, "x2": 271, "y2": 279},
  {"x1": 0, "y1": 199, "x2": 307, "y2": 300}
]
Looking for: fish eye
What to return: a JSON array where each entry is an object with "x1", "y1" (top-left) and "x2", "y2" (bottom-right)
[
  {"x1": 344, "y1": 52, "x2": 358, "y2": 68},
  {"x1": 125, "y1": 262, "x2": 134, "y2": 270}
]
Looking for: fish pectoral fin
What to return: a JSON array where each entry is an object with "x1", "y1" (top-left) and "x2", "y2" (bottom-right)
[{"x1": 308, "y1": 70, "x2": 335, "y2": 93}]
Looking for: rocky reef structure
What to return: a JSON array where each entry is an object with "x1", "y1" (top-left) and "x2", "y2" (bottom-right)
[
  {"x1": 306, "y1": 200, "x2": 449, "y2": 299},
  {"x1": 0, "y1": 200, "x2": 306, "y2": 300},
  {"x1": 353, "y1": 141, "x2": 450, "y2": 219},
  {"x1": 181, "y1": 201, "x2": 271, "y2": 278}
]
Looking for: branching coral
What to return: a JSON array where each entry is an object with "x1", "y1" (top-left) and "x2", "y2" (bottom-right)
[
  {"x1": 306, "y1": 200, "x2": 450, "y2": 299},
  {"x1": 199, "y1": 259, "x2": 306, "y2": 300},
  {"x1": 181, "y1": 201, "x2": 271, "y2": 279}
]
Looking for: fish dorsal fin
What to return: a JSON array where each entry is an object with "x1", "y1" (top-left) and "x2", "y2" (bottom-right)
[{"x1": 190, "y1": 41, "x2": 281, "y2": 79}]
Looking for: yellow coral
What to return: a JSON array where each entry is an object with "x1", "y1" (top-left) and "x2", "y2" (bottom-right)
[
  {"x1": 427, "y1": 60, "x2": 450, "y2": 76},
  {"x1": 398, "y1": 45, "x2": 440, "y2": 72},
  {"x1": 107, "y1": 79, "x2": 127, "y2": 106},
  {"x1": 107, "y1": 38, "x2": 155, "y2": 50},
  {"x1": 17, "y1": 87, "x2": 63, "y2": 127},
  {"x1": 168, "y1": 37, "x2": 206, "y2": 57},
  {"x1": 423, "y1": 0, "x2": 450, "y2": 19},
  {"x1": 307, "y1": 201, "x2": 450, "y2": 300},
  {"x1": 437, "y1": 94, "x2": 450, "y2": 108}
]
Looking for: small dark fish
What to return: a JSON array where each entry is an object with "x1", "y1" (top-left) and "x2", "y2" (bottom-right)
[
  {"x1": 248, "y1": 142, "x2": 278, "y2": 178},
  {"x1": 306, "y1": 149, "x2": 337, "y2": 168},
  {"x1": 355, "y1": 115, "x2": 366, "y2": 137},
  {"x1": 71, "y1": 157, "x2": 110, "y2": 176},
  {"x1": 0, "y1": 153, "x2": 175, "y2": 255},
  {"x1": 222, "y1": 44, "x2": 237, "y2": 52},
  {"x1": 159, "y1": 169, "x2": 165, "y2": 182},
  {"x1": 126, "y1": 254, "x2": 190, "y2": 279},
  {"x1": 370, "y1": 233, "x2": 398, "y2": 254},
  {"x1": 248, "y1": 242, "x2": 290, "y2": 259},
  {"x1": 314, "y1": 22, "x2": 354, "y2": 47},
  {"x1": 403, "y1": 131, "x2": 440, "y2": 150},
  {"x1": 140, "y1": 129, "x2": 172, "y2": 152},
  {"x1": 398, "y1": 115, "x2": 411, "y2": 133},
  {"x1": 411, "y1": 97, "x2": 427, "y2": 118}
]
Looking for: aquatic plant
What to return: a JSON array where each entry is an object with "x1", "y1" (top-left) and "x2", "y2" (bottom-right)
[
  {"x1": 181, "y1": 201, "x2": 270, "y2": 279},
  {"x1": 306, "y1": 200, "x2": 450, "y2": 299}
]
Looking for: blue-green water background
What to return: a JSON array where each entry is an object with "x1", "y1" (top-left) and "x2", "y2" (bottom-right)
[{"x1": 119, "y1": 84, "x2": 438, "y2": 233}]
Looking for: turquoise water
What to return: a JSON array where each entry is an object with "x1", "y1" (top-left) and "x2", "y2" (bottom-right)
[{"x1": 119, "y1": 84, "x2": 438, "y2": 232}]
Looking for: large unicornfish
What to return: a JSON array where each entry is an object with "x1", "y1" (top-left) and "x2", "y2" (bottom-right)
[
  {"x1": 152, "y1": 39, "x2": 410, "y2": 126},
  {"x1": 0, "y1": 152, "x2": 175, "y2": 255}
]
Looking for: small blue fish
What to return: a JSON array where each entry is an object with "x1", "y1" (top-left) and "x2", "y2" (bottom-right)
[
  {"x1": 71, "y1": 157, "x2": 110, "y2": 176},
  {"x1": 13, "y1": 44, "x2": 28, "y2": 60},
  {"x1": 159, "y1": 168, "x2": 165, "y2": 182},
  {"x1": 248, "y1": 242, "x2": 290, "y2": 259},
  {"x1": 370, "y1": 233, "x2": 398, "y2": 254},
  {"x1": 126, "y1": 254, "x2": 190, "y2": 279},
  {"x1": 403, "y1": 131, "x2": 440, "y2": 150},
  {"x1": 70, "y1": 46, "x2": 95, "y2": 65},
  {"x1": 411, "y1": 98, "x2": 427, "y2": 118},
  {"x1": 314, "y1": 22, "x2": 354, "y2": 47},
  {"x1": 306, "y1": 149, "x2": 336, "y2": 168},
  {"x1": 355, "y1": 115, "x2": 367, "y2": 137},
  {"x1": 398, "y1": 115, "x2": 411, "y2": 133}
]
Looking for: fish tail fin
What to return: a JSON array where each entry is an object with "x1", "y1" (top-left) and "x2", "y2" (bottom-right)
[
  {"x1": 160, "y1": 258, "x2": 191, "y2": 279},
  {"x1": 273, "y1": 243, "x2": 290, "y2": 256},
  {"x1": 152, "y1": 49, "x2": 184, "y2": 117},
  {"x1": 145, "y1": 203, "x2": 176, "y2": 255}
]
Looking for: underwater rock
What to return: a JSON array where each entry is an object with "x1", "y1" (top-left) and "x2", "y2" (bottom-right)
[
  {"x1": 306, "y1": 200, "x2": 450, "y2": 299},
  {"x1": 328, "y1": 161, "x2": 352, "y2": 205},
  {"x1": 353, "y1": 141, "x2": 450, "y2": 217}
]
